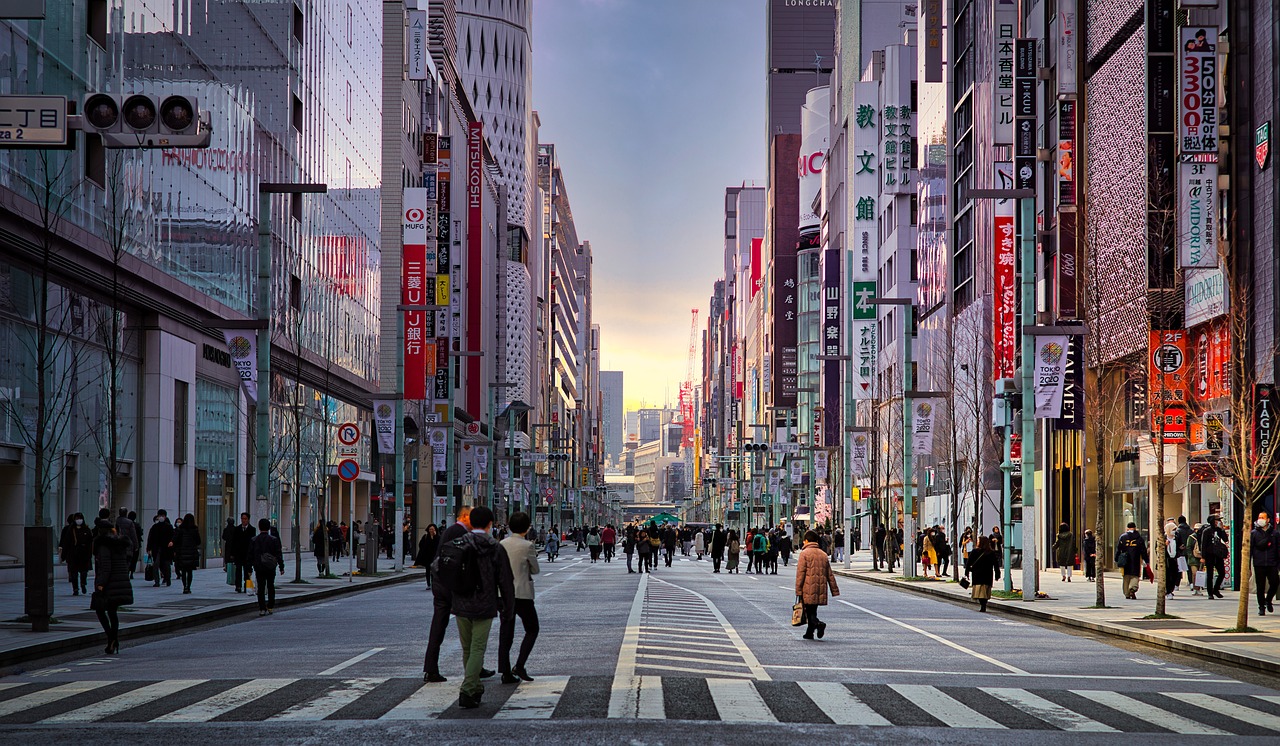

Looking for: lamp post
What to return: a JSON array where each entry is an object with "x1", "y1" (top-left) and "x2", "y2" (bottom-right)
[{"x1": 498, "y1": 399, "x2": 532, "y2": 517}]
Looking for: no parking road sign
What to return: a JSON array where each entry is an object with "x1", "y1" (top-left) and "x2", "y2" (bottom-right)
[{"x1": 337, "y1": 459, "x2": 360, "y2": 482}]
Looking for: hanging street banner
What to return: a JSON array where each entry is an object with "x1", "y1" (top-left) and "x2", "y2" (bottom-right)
[
  {"x1": 851, "y1": 432, "x2": 871, "y2": 479},
  {"x1": 403, "y1": 187, "x2": 430, "y2": 400},
  {"x1": 1057, "y1": 0, "x2": 1077, "y2": 95},
  {"x1": 1032, "y1": 335, "x2": 1070, "y2": 419},
  {"x1": 1055, "y1": 336, "x2": 1084, "y2": 431},
  {"x1": 1179, "y1": 27, "x2": 1218, "y2": 155},
  {"x1": 993, "y1": 162, "x2": 1017, "y2": 381},
  {"x1": 372, "y1": 400, "x2": 396, "y2": 455},
  {"x1": 852, "y1": 81, "x2": 880, "y2": 398},
  {"x1": 1178, "y1": 160, "x2": 1218, "y2": 268},
  {"x1": 221, "y1": 330, "x2": 258, "y2": 403},
  {"x1": 407, "y1": 9, "x2": 429, "y2": 80},
  {"x1": 814, "y1": 449, "x2": 829, "y2": 483},
  {"x1": 994, "y1": 0, "x2": 1017, "y2": 144},
  {"x1": 1058, "y1": 100, "x2": 1076, "y2": 206},
  {"x1": 789, "y1": 458, "x2": 803, "y2": 485},
  {"x1": 1149, "y1": 330, "x2": 1190, "y2": 443},
  {"x1": 911, "y1": 400, "x2": 937, "y2": 454}
]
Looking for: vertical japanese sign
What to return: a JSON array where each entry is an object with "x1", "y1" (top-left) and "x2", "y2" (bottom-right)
[
  {"x1": 1179, "y1": 27, "x2": 1218, "y2": 155},
  {"x1": 1056, "y1": 210, "x2": 1078, "y2": 319},
  {"x1": 403, "y1": 187, "x2": 430, "y2": 400},
  {"x1": 434, "y1": 138, "x2": 451, "y2": 403},
  {"x1": 749, "y1": 237, "x2": 763, "y2": 299},
  {"x1": 1178, "y1": 160, "x2": 1218, "y2": 268},
  {"x1": 852, "y1": 82, "x2": 880, "y2": 398},
  {"x1": 882, "y1": 96, "x2": 913, "y2": 193},
  {"x1": 1032, "y1": 336, "x2": 1070, "y2": 419},
  {"x1": 1149, "y1": 330, "x2": 1190, "y2": 443},
  {"x1": 1057, "y1": 0, "x2": 1077, "y2": 95},
  {"x1": 1058, "y1": 100, "x2": 1076, "y2": 207},
  {"x1": 994, "y1": 1, "x2": 1017, "y2": 144},
  {"x1": 923, "y1": 0, "x2": 943, "y2": 82},
  {"x1": 821, "y1": 249, "x2": 841, "y2": 447},
  {"x1": 407, "y1": 9, "x2": 428, "y2": 80},
  {"x1": 466, "y1": 121, "x2": 483, "y2": 416},
  {"x1": 992, "y1": 163, "x2": 1017, "y2": 381}
]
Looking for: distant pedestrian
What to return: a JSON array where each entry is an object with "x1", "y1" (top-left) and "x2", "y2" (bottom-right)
[
  {"x1": 1164, "y1": 521, "x2": 1182, "y2": 597},
  {"x1": 1251, "y1": 512, "x2": 1278, "y2": 616},
  {"x1": 250, "y1": 518, "x2": 285, "y2": 615},
  {"x1": 710, "y1": 524, "x2": 726, "y2": 572},
  {"x1": 1082, "y1": 529, "x2": 1097, "y2": 580},
  {"x1": 726, "y1": 531, "x2": 741, "y2": 573},
  {"x1": 115, "y1": 508, "x2": 139, "y2": 579},
  {"x1": 833, "y1": 528, "x2": 845, "y2": 562},
  {"x1": 1115, "y1": 521, "x2": 1150, "y2": 600},
  {"x1": 919, "y1": 531, "x2": 936, "y2": 578},
  {"x1": 91, "y1": 516, "x2": 132, "y2": 655},
  {"x1": 602, "y1": 524, "x2": 616, "y2": 562},
  {"x1": 1053, "y1": 522, "x2": 1077, "y2": 582},
  {"x1": 587, "y1": 526, "x2": 602, "y2": 563},
  {"x1": 637, "y1": 529, "x2": 653, "y2": 573},
  {"x1": 623, "y1": 526, "x2": 635, "y2": 573},
  {"x1": 146, "y1": 510, "x2": 175, "y2": 587},
  {"x1": 1199, "y1": 516, "x2": 1229, "y2": 599},
  {"x1": 312, "y1": 520, "x2": 331, "y2": 577},
  {"x1": 128, "y1": 511, "x2": 142, "y2": 576},
  {"x1": 794, "y1": 530, "x2": 839, "y2": 639},
  {"x1": 416, "y1": 524, "x2": 440, "y2": 585},
  {"x1": 694, "y1": 529, "x2": 706, "y2": 560},
  {"x1": 58, "y1": 513, "x2": 93, "y2": 596},
  {"x1": 451, "y1": 506, "x2": 515, "y2": 709},
  {"x1": 1185, "y1": 524, "x2": 1203, "y2": 594},
  {"x1": 966, "y1": 537, "x2": 1000, "y2": 612},
  {"x1": 934, "y1": 527, "x2": 951, "y2": 576},
  {"x1": 227, "y1": 512, "x2": 256, "y2": 593},
  {"x1": 777, "y1": 530, "x2": 793, "y2": 567},
  {"x1": 173, "y1": 513, "x2": 201, "y2": 594},
  {"x1": 545, "y1": 530, "x2": 560, "y2": 562},
  {"x1": 751, "y1": 530, "x2": 768, "y2": 574},
  {"x1": 873, "y1": 524, "x2": 888, "y2": 569},
  {"x1": 960, "y1": 527, "x2": 975, "y2": 574},
  {"x1": 499, "y1": 511, "x2": 540, "y2": 684},
  {"x1": 647, "y1": 526, "x2": 661, "y2": 570},
  {"x1": 662, "y1": 525, "x2": 677, "y2": 567},
  {"x1": 423, "y1": 506, "x2": 473, "y2": 683}
]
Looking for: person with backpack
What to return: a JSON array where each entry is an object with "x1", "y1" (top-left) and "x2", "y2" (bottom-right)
[
  {"x1": 635, "y1": 528, "x2": 652, "y2": 573},
  {"x1": 423, "y1": 506, "x2": 476, "y2": 683},
  {"x1": 1199, "y1": 515, "x2": 1229, "y2": 600},
  {"x1": 647, "y1": 526, "x2": 661, "y2": 571},
  {"x1": 602, "y1": 524, "x2": 616, "y2": 562},
  {"x1": 1185, "y1": 523, "x2": 1203, "y2": 595},
  {"x1": 726, "y1": 530, "x2": 741, "y2": 573},
  {"x1": 1114, "y1": 522, "x2": 1150, "y2": 600},
  {"x1": 446, "y1": 506, "x2": 515, "y2": 709},
  {"x1": 498, "y1": 511, "x2": 540, "y2": 684},
  {"x1": 249, "y1": 518, "x2": 285, "y2": 615}
]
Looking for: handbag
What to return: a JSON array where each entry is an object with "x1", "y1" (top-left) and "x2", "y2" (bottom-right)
[
  {"x1": 90, "y1": 590, "x2": 107, "y2": 611},
  {"x1": 245, "y1": 575, "x2": 255, "y2": 591},
  {"x1": 144, "y1": 564, "x2": 155, "y2": 582},
  {"x1": 226, "y1": 563, "x2": 236, "y2": 586},
  {"x1": 959, "y1": 576, "x2": 971, "y2": 589},
  {"x1": 1177, "y1": 556, "x2": 1189, "y2": 573},
  {"x1": 1194, "y1": 569, "x2": 1207, "y2": 588},
  {"x1": 791, "y1": 597, "x2": 806, "y2": 627}
]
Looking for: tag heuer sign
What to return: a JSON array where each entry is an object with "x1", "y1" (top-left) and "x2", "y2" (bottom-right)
[{"x1": 1258, "y1": 121, "x2": 1271, "y2": 170}]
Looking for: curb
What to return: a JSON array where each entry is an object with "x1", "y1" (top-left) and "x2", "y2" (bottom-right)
[
  {"x1": 835, "y1": 568, "x2": 1280, "y2": 677},
  {"x1": 2, "y1": 571, "x2": 420, "y2": 667}
]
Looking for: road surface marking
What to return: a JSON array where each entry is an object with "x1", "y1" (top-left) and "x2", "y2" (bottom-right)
[
  {"x1": 636, "y1": 653, "x2": 753, "y2": 669},
  {"x1": 640, "y1": 624, "x2": 732, "y2": 636},
  {"x1": 153, "y1": 679, "x2": 294, "y2": 722},
  {"x1": 797, "y1": 681, "x2": 891, "y2": 726},
  {"x1": 43, "y1": 680, "x2": 205, "y2": 723},
  {"x1": 981, "y1": 687, "x2": 1117, "y2": 732},
  {"x1": 637, "y1": 644, "x2": 746, "y2": 658},
  {"x1": 0, "y1": 684, "x2": 21, "y2": 694},
  {"x1": 890, "y1": 684, "x2": 1004, "y2": 729},
  {"x1": 632, "y1": 663, "x2": 758, "y2": 678},
  {"x1": 318, "y1": 647, "x2": 385, "y2": 676},
  {"x1": 759, "y1": 664, "x2": 1234, "y2": 682},
  {"x1": 1071, "y1": 690, "x2": 1228, "y2": 735},
  {"x1": 492, "y1": 676, "x2": 569, "y2": 720},
  {"x1": 707, "y1": 678, "x2": 777, "y2": 723},
  {"x1": 607, "y1": 573, "x2": 649, "y2": 718},
  {"x1": 650, "y1": 577, "x2": 769, "y2": 681},
  {"x1": 1177, "y1": 692, "x2": 1280, "y2": 731},
  {"x1": 379, "y1": 682, "x2": 459, "y2": 720},
  {"x1": 0, "y1": 680, "x2": 113, "y2": 718},
  {"x1": 838, "y1": 599, "x2": 1027, "y2": 675},
  {"x1": 269, "y1": 678, "x2": 385, "y2": 721},
  {"x1": 638, "y1": 634, "x2": 740, "y2": 650}
]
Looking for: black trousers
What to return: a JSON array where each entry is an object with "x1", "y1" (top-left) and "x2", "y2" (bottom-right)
[
  {"x1": 96, "y1": 605, "x2": 120, "y2": 641},
  {"x1": 153, "y1": 558, "x2": 172, "y2": 585},
  {"x1": 423, "y1": 589, "x2": 453, "y2": 674},
  {"x1": 235, "y1": 561, "x2": 253, "y2": 589},
  {"x1": 1254, "y1": 565, "x2": 1279, "y2": 608},
  {"x1": 69, "y1": 568, "x2": 87, "y2": 591},
  {"x1": 177, "y1": 568, "x2": 194, "y2": 591},
  {"x1": 803, "y1": 604, "x2": 821, "y2": 636},
  {"x1": 1085, "y1": 556, "x2": 1097, "y2": 579},
  {"x1": 712, "y1": 554, "x2": 722, "y2": 572},
  {"x1": 498, "y1": 598, "x2": 540, "y2": 673},
  {"x1": 1205, "y1": 558, "x2": 1227, "y2": 595},
  {"x1": 664, "y1": 547, "x2": 674, "y2": 566},
  {"x1": 255, "y1": 566, "x2": 277, "y2": 610}
]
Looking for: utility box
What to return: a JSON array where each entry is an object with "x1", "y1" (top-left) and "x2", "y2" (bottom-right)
[{"x1": 24, "y1": 526, "x2": 53, "y2": 632}]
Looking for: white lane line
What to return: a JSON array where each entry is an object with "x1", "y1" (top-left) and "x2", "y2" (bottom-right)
[
  {"x1": 759, "y1": 664, "x2": 1234, "y2": 682},
  {"x1": 153, "y1": 679, "x2": 294, "y2": 722},
  {"x1": 0, "y1": 683, "x2": 22, "y2": 694},
  {"x1": 798, "y1": 681, "x2": 891, "y2": 726},
  {"x1": 607, "y1": 572, "x2": 649, "y2": 718},
  {"x1": 637, "y1": 644, "x2": 746, "y2": 658},
  {"x1": 651, "y1": 577, "x2": 770, "y2": 681},
  {"x1": 1071, "y1": 690, "x2": 1228, "y2": 735},
  {"x1": 890, "y1": 684, "x2": 1004, "y2": 729},
  {"x1": 379, "y1": 683, "x2": 458, "y2": 720},
  {"x1": 633, "y1": 663, "x2": 758, "y2": 678},
  {"x1": 838, "y1": 600, "x2": 1027, "y2": 675},
  {"x1": 640, "y1": 625, "x2": 729, "y2": 636},
  {"x1": 639, "y1": 635, "x2": 740, "y2": 650},
  {"x1": 492, "y1": 676, "x2": 569, "y2": 720},
  {"x1": 707, "y1": 678, "x2": 777, "y2": 723},
  {"x1": 43, "y1": 679, "x2": 205, "y2": 723},
  {"x1": 981, "y1": 687, "x2": 1117, "y2": 732},
  {"x1": 318, "y1": 647, "x2": 385, "y2": 676},
  {"x1": 636, "y1": 653, "x2": 752, "y2": 668},
  {"x1": 1177, "y1": 692, "x2": 1280, "y2": 731},
  {"x1": 0, "y1": 680, "x2": 113, "y2": 718},
  {"x1": 269, "y1": 678, "x2": 386, "y2": 721}
]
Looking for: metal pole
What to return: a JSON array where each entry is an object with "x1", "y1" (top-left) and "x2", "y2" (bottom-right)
[
  {"x1": 256, "y1": 191, "x2": 272, "y2": 523},
  {"x1": 902, "y1": 304, "x2": 917, "y2": 578},
  {"x1": 393, "y1": 397, "x2": 404, "y2": 572},
  {"x1": 1019, "y1": 192, "x2": 1038, "y2": 600},
  {"x1": 1002, "y1": 409, "x2": 1014, "y2": 593},
  {"x1": 347, "y1": 478, "x2": 354, "y2": 581}
]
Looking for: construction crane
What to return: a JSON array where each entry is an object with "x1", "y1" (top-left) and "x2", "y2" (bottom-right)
[{"x1": 677, "y1": 308, "x2": 699, "y2": 450}]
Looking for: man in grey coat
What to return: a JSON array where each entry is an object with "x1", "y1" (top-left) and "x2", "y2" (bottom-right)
[{"x1": 498, "y1": 511, "x2": 540, "y2": 684}]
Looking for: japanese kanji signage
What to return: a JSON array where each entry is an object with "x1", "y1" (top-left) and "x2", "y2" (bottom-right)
[
  {"x1": 821, "y1": 248, "x2": 841, "y2": 448},
  {"x1": 994, "y1": 1, "x2": 1017, "y2": 145},
  {"x1": 1178, "y1": 160, "x2": 1218, "y2": 268},
  {"x1": 1149, "y1": 330, "x2": 1190, "y2": 443},
  {"x1": 852, "y1": 82, "x2": 879, "y2": 397},
  {"x1": 881, "y1": 100, "x2": 913, "y2": 194},
  {"x1": 992, "y1": 162, "x2": 1017, "y2": 382},
  {"x1": 403, "y1": 188, "x2": 430, "y2": 400},
  {"x1": 1058, "y1": 100, "x2": 1076, "y2": 207},
  {"x1": 1179, "y1": 27, "x2": 1218, "y2": 155}
]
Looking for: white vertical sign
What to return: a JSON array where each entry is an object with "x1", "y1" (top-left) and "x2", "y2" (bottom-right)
[
  {"x1": 911, "y1": 400, "x2": 937, "y2": 454},
  {"x1": 407, "y1": 10, "x2": 429, "y2": 80},
  {"x1": 1178, "y1": 161, "x2": 1218, "y2": 268},
  {"x1": 994, "y1": 1, "x2": 1018, "y2": 145},
  {"x1": 1033, "y1": 336, "x2": 1071, "y2": 418},
  {"x1": 1057, "y1": 0, "x2": 1077, "y2": 95}
]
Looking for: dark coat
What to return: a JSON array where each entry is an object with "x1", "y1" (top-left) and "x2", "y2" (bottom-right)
[
  {"x1": 1082, "y1": 535, "x2": 1097, "y2": 558},
  {"x1": 1252, "y1": 525, "x2": 1279, "y2": 568},
  {"x1": 172, "y1": 524, "x2": 202, "y2": 570},
  {"x1": 1198, "y1": 524, "x2": 1229, "y2": 561},
  {"x1": 966, "y1": 548, "x2": 1001, "y2": 586},
  {"x1": 115, "y1": 515, "x2": 139, "y2": 559},
  {"x1": 147, "y1": 519, "x2": 175, "y2": 560},
  {"x1": 416, "y1": 532, "x2": 440, "y2": 566},
  {"x1": 226, "y1": 523, "x2": 256, "y2": 563},
  {"x1": 450, "y1": 532, "x2": 515, "y2": 620},
  {"x1": 93, "y1": 531, "x2": 134, "y2": 606},
  {"x1": 1053, "y1": 530, "x2": 1077, "y2": 566},
  {"x1": 250, "y1": 531, "x2": 285, "y2": 572},
  {"x1": 312, "y1": 525, "x2": 329, "y2": 558},
  {"x1": 59, "y1": 523, "x2": 94, "y2": 571},
  {"x1": 710, "y1": 529, "x2": 727, "y2": 557},
  {"x1": 1114, "y1": 530, "x2": 1149, "y2": 575}
]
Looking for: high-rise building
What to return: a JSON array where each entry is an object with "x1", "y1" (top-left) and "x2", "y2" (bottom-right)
[
  {"x1": 765, "y1": 0, "x2": 836, "y2": 149},
  {"x1": 600, "y1": 371, "x2": 625, "y2": 470}
]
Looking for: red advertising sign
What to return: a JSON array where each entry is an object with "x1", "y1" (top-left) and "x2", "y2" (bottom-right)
[
  {"x1": 1056, "y1": 211, "x2": 1078, "y2": 319},
  {"x1": 1190, "y1": 318, "x2": 1231, "y2": 405},
  {"x1": 1150, "y1": 330, "x2": 1190, "y2": 442},
  {"x1": 993, "y1": 215, "x2": 1017, "y2": 381},
  {"x1": 749, "y1": 237, "x2": 763, "y2": 300},
  {"x1": 403, "y1": 241, "x2": 428, "y2": 400},
  {"x1": 466, "y1": 120, "x2": 484, "y2": 416}
]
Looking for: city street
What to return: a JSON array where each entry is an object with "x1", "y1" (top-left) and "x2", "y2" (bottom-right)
[{"x1": 2, "y1": 549, "x2": 1279, "y2": 743}]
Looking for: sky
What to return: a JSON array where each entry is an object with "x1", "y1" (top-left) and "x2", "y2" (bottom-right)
[{"x1": 532, "y1": 0, "x2": 766, "y2": 411}]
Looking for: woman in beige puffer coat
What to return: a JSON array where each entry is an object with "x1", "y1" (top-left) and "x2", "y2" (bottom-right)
[{"x1": 794, "y1": 529, "x2": 840, "y2": 639}]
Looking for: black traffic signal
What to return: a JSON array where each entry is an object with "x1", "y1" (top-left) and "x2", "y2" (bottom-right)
[{"x1": 82, "y1": 93, "x2": 211, "y2": 148}]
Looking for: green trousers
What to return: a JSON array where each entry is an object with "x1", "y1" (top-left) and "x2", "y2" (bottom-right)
[{"x1": 456, "y1": 615, "x2": 494, "y2": 697}]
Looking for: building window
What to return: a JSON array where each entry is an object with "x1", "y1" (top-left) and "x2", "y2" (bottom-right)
[
  {"x1": 346, "y1": 4, "x2": 353, "y2": 46},
  {"x1": 174, "y1": 380, "x2": 189, "y2": 465},
  {"x1": 87, "y1": 0, "x2": 107, "y2": 48},
  {"x1": 346, "y1": 81, "x2": 352, "y2": 123},
  {"x1": 291, "y1": 94, "x2": 303, "y2": 133},
  {"x1": 293, "y1": 3, "x2": 304, "y2": 44}
]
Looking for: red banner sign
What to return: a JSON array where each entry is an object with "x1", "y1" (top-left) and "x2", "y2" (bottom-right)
[
  {"x1": 1190, "y1": 318, "x2": 1230, "y2": 404},
  {"x1": 993, "y1": 215, "x2": 1017, "y2": 381},
  {"x1": 403, "y1": 242, "x2": 428, "y2": 400},
  {"x1": 1150, "y1": 330, "x2": 1190, "y2": 443},
  {"x1": 466, "y1": 120, "x2": 484, "y2": 415}
]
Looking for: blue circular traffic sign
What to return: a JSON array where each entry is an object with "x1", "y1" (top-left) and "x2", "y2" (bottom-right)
[{"x1": 338, "y1": 459, "x2": 360, "y2": 482}]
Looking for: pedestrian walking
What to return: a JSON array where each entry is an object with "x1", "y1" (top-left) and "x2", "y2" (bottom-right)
[
  {"x1": 710, "y1": 523, "x2": 726, "y2": 572},
  {"x1": 587, "y1": 526, "x2": 602, "y2": 563},
  {"x1": 934, "y1": 526, "x2": 952, "y2": 576},
  {"x1": 172, "y1": 513, "x2": 201, "y2": 594},
  {"x1": 833, "y1": 528, "x2": 845, "y2": 562},
  {"x1": 449, "y1": 506, "x2": 515, "y2": 709},
  {"x1": 636, "y1": 528, "x2": 653, "y2": 573},
  {"x1": 602, "y1": 524, "x2": 616, "y2": 562},
  {"x1": 777, "y1": 530, "x2": 793, "y2": 567},
  {"x1": 873, "y1": 524, "x2": 888, "y2": 569},
  {"x1": 693, "y1": 529, "x2": 706, "y2": 560},
  {"x1": 115, "y1": 508, "x2": 139, "y2": 580},
  {"x1": 794, "y1": 530, "x2": 839, "y2": 639},
  {"x1": 1053, "y1": 522, "x2": 1077, "y2": 582},
  {"x1": 960, "y1": 527, "x2": 975, "y2": 574},
  {"x1": 766, "y1": 528, "x2": 781, "y2": 574},
  {"x1": 965, "y1": 537, "x2": 1001, "y2": 612},
  {"x1": 499, "y1": 511, "x2": 540, "y2": 684},
  {"x1": 423, "y1": 506, "x2": 474, "y2": 683},
  {"x1": 1082, "y1": 529, "x2": 1097, "y2": 581},
  {"x1": 545, "y1": 530, "x2": 560, "y2": 562},
  {"x1": 1251, "y1": 512, "x2": 1278, "y2": 616},
  {"x1": 1164, "y1": 520, "x2": 1182, "y2": 597},
  {"x1": 250, "y1": 518, "x2": 284, "y2": 615},
  {"x1": 752, "y1": 530, "x2": 768, "y2": 574},
  {"x1": 227, "y1": 512, "x2": 256, "y2": 593},
  {"x1": 1115, "y1": 521, "x2": 1150, "y2": 600},
  {"x1": 919, "y1": 530, "x2": 936, "y2": 578},
  {"x1": 58, "y1": 513, "x2": 93, "y2": 596},
  {"x1": 416, "y1": 524, "x2": 440, "y2": 586},
  {"x1": 146, "y1": 510, "x2": 175, "y2": 587},
  {"x1": 91, "y1": 516, "x2": 132, "y2": 654},
  {"x1": 623, "y1": 527, "x2": 636, "y2": 572},
  {"x1": 726, "y1": 530, "x2": 741, "y2": 573},
  {"x1": 311, "y1": 520, "x2": 331, "y2": 576},
  {"x1": 1198, "y1": 515, "x2": 1229, "y2": 599},
  {"x1": 1186, "y1": 524, "x2": 1203, "y2": 594}
]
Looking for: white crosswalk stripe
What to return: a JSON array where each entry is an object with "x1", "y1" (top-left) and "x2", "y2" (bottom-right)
[
  {"x1": 153, "y1": 679, "x2": 294, "y2": 723},
  {"x1": 379, "y1": 682, "x2": 458, "y2": 720},
  {"x1": 707, "y1": 678, "x2": 777, "y2": 723},
  {"x1": 981, "y1": 687, "x2": 1116, "y2": 732},
  {"x1": 0, "y1": 680, "x2": 113, "y2": 719},
  {"x1": 1071, "y1": 690, "x2": 1229, "y2": 735},
  {"x1": 269, "y1": 678, "x2": 386, "y2": 721},
  {"x1": 42, "y1": 680, "x2": 205, "y2": 723},
  {"x1": 890, "y1": 684, "x2": 1005, "y2": 729},
  {"x1": 492, "y1": 676, "x2": 569, "y2": 720},
  {"x1": 1177, "y1": 692, "x2": 1280, "y2": 732},
  {"x1": 797, "y1": 681, "x2": 890, "y2": 726}
]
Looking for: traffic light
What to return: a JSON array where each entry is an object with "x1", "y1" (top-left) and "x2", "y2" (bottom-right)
[
  {"x1": 82, "y1": 93, "x2": 211, "y2": 148},
  {"x1": 744, "y1": 443, "x2": 769, "y2": 453}
]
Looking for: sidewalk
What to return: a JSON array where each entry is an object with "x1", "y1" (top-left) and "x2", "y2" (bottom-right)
[
  {"x1": 0, "y1": 553, "x2": 421, "y2": 666},
  {"x1": 832, "y1": 550, "x2": 1280, "y2": 676}
]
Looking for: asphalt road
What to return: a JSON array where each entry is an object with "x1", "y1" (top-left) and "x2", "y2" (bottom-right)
[{"x1": 2, "y1": 547, "x2": 1279, "y2": 744}]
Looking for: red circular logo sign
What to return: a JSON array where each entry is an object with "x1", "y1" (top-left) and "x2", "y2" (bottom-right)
[{"x1": 405, "y1": 208, "x2": 424, "y2": 222}]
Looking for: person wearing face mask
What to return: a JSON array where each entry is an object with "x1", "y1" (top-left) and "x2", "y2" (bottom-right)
[
  {"x1": 58, "y1": 513, "x2": 94, "y2": 596},
  {"x1": 146, "y1": 510, "x2": 176, "y2": 587},
  {"x1": 1251, "y1": 512, "x2": 1279, "y2": 616}
]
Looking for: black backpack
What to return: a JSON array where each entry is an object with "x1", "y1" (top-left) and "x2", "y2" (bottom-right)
[{"x1": 432, "y1": 535, "x2": 481, "y2": 596}]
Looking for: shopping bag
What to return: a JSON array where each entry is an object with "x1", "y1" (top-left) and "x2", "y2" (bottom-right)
[
  {"x1": 959, "y1": 576, "x2": 971, "y2": 589},
  {"x1": 1194, "y1": 569, "x2": 1207, "y2": 588},
  {"x1": 791, "y1": 598, "x2": 806, "y2": 627},
  {"x1": 226, "y1": 564, "x2": 236, "y2": 586},
  {"x1": 144, "y1": 564, "x2": 155, "y2": 583},
  {"x1": 245, "y1": 576, "x2": 255, "y2": 591},
  {"x1": 1177, "y1": 556, "x2": 1189, "y2": 573}
]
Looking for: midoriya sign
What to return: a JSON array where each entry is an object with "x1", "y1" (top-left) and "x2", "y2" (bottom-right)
[{"x1": 1178, "y1": 160, "x2": 1218, "y2": 268}]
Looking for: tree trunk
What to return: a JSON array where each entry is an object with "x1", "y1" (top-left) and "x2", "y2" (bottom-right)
[
  {"x1": 1153, "y1": 438, "x2": 1167, "y2": 616},
  {"x1": 1235, "y1": 515, "x2": 1254, "y2": 630},
  {"x1": 1094, "y1": 447, "x2": 1107, "y2": 607}
]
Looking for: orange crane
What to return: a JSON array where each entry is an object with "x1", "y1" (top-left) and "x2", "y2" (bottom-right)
[{"x1": 677, "y1": 308, "x2": 699, "y2": 450}]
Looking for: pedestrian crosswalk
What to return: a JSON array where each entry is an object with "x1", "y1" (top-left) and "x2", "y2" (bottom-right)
[
  {"x1": 2, "y1": 676, "x2": 1278, "y2": 732},
  {"x1": 632, "y1": 577, "x2": 768, "y2": 680}
]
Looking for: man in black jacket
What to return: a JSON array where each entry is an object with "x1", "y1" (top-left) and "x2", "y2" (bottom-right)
[
  {"x1": 146, "y1": 510, "x2": 175, "y2": 587},
  {"x1": 1199, "y1": 515, "x2": 1230, "y2": 599},
  {"x1": 451, "y1": 506, "x2": 515, "y2": 709},
  {"x1": 227, "y1": 512, "x2": 257, "y2": 593},
  {"x1": 423, "y1": 506, "x2": 478, "y2": 683},
  {"x1": 250, "y1": 518, "x2": 285, "y2": 615},
  {"x1": 710, "y1": 524, "x2": 726, "y2": 573},
  {"x1": 116, "y1": 508, "x2": 138, "y2": 579},
  {"x1": 1115, "y1": 522, "x2": 1149, "y2": 600},
  {"x1": 1251, "y1": 512, "x2": 1278, "y2": 615}
]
